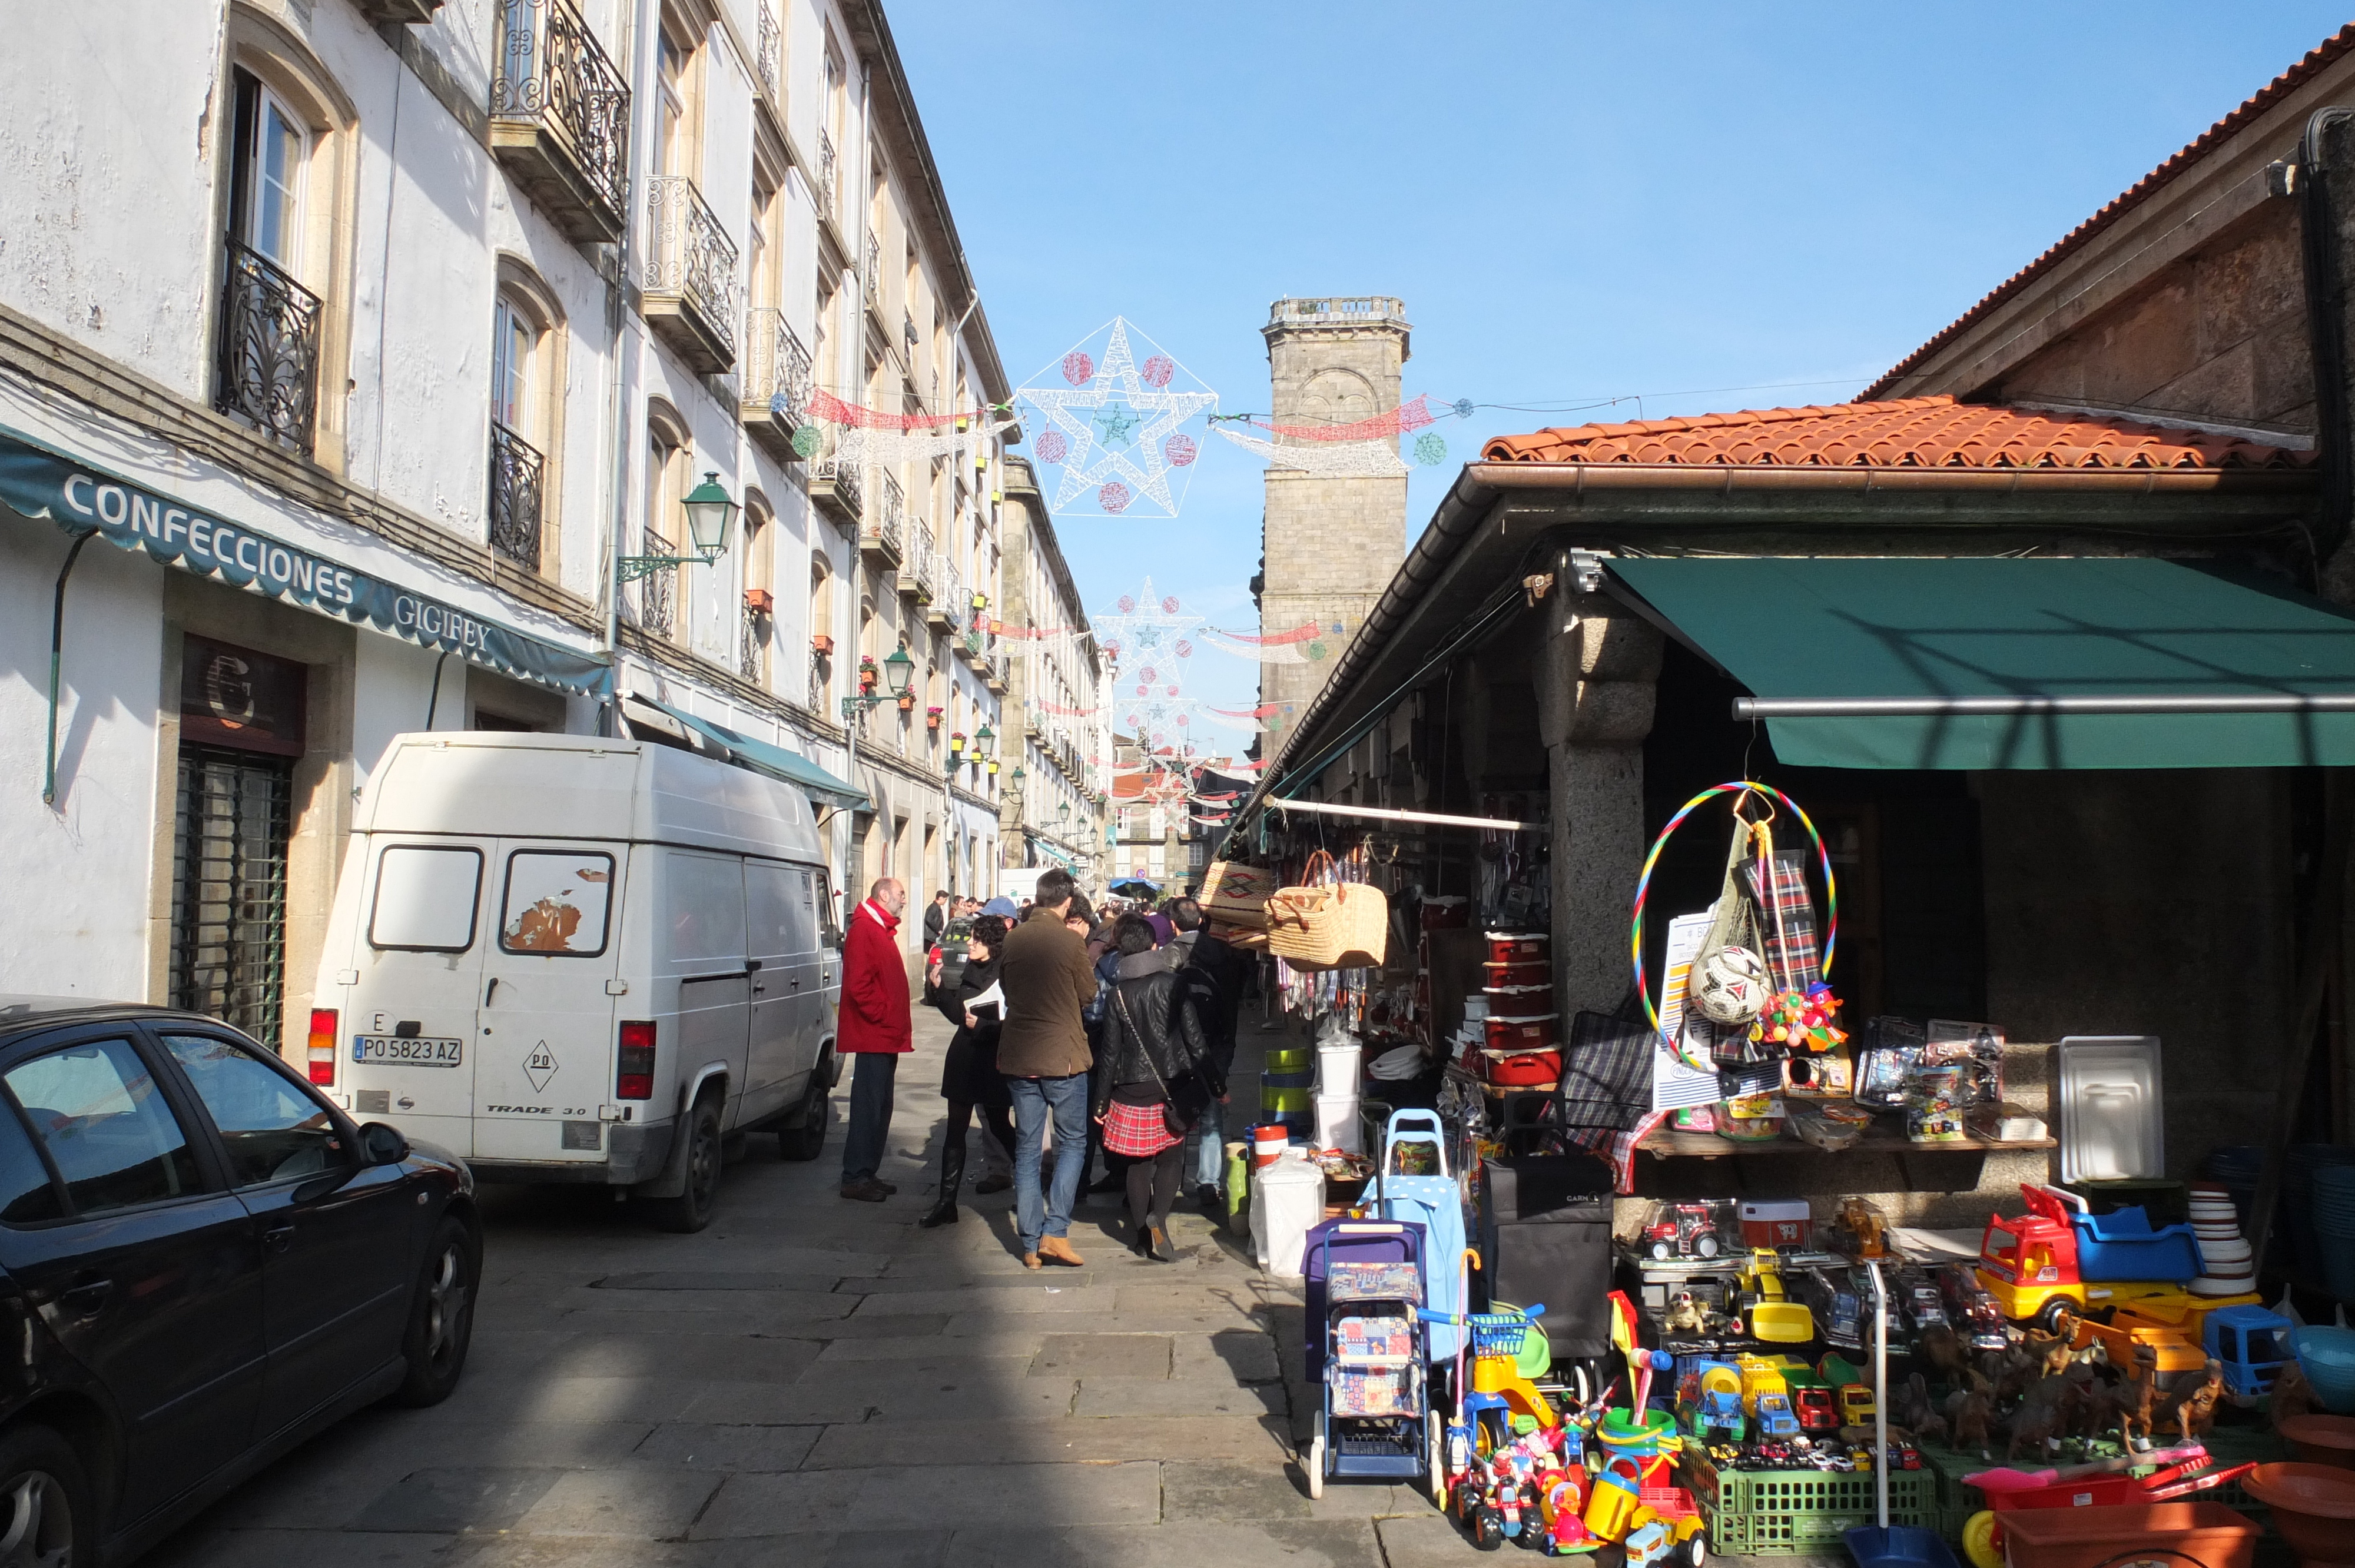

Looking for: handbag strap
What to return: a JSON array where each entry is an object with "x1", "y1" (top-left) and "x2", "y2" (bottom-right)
[
  {"x1": 1302, "y1": 848, "x2": 1336, "y2": 886},
  {"x1": 1111, "y1": 983, "x2": 1178, "y2": 1101}
]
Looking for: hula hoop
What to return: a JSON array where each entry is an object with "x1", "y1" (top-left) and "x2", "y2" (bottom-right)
[{"x1": 1630, "y1": 781, "x2": 1839, "y2": 1069}]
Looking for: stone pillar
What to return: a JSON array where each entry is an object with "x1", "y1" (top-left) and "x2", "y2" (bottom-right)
[{"x1": 1538, "y1": 580, "x2": 1663, "y2": 1014}]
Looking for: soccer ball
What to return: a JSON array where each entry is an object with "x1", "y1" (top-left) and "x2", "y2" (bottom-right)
[{"x1": 1694, "y1": 945, "x2": 1772, "y2": 1025}]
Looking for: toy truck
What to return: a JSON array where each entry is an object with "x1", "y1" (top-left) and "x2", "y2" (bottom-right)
[{"x1": 1973, "y1": 1184, "x2": 2204, "y2": 1332}]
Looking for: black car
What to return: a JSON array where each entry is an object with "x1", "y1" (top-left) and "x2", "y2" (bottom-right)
[{"x1": 0, "y1": 997, "x2": 480, "y2": 1566}]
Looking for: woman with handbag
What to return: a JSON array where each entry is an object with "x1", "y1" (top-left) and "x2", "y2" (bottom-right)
[
  {"x1": 919, "y1": 915, "x2": 1017, "y2": 1228},
  {"x1": 1092, "y1": 914, "x2": 1219, "y2": 1262}
]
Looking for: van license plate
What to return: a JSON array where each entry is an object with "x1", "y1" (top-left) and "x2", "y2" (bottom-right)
[{"x1": 352, "y1": 1035, "x2": 465, "y2": 1067}]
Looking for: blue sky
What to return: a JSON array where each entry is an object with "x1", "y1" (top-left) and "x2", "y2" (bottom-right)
[{"x1": 895, "y1": 3, "x2": 2353, "y2": 719}]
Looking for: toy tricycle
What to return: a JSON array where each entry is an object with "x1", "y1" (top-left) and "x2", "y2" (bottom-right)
[
  {"x1": 1956, "y1": 1446, "x2": 2254, "y2": 1568},
  {"x1": 1304, "y1": 1236, "x2": 1439, "y2": 1501}
]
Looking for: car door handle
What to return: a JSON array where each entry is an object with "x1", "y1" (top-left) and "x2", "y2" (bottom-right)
[
  {"x1": 58, "y1": 1279, "x2": 111, "y2": 1316},
  {"x1": 264, "y1": 1225, "x2": 296, "y2": 1254},
  {"x1": 747, "y1": 958, "x2": 763, "y2": 972}
]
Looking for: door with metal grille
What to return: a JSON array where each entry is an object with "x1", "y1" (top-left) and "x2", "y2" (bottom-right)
[{"x1": 170, "y1": 743, "x2": 295, "y2": 1047}]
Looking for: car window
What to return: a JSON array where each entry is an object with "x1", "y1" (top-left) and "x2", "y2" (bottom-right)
[
  {"x1": 158, "y1": 1035, "x2": 347, "y2": 1188},
  {"x1": 369, "y1": 844, "x2": 483, "y2": 952},
  {"x1": 499, "y1": 850, "x2": 615, "y2": 956},
  {"x1": 0, "y1": 1103, "x2": 62, "y2": 1225},
  {"x1": 664, "y1": 851, "x2": 745, "y2": 965},
  {"x1": 4, "y1": 1038, "x2": 202, "y2": 1214}
]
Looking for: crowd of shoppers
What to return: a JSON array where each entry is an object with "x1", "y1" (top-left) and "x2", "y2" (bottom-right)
[{"x1": 836, "y1": 871, "x2": 1253, "y2": 1271}]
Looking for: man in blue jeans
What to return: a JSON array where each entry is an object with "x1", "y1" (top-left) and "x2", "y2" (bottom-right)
[{"x1": 993, "y1": 868, "x2": 1097, "y2": 1268}]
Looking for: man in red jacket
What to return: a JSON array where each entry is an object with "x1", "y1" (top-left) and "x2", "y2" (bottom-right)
[{"x1": 838, "y1": 877, "x2": 911, "y2": 1201}]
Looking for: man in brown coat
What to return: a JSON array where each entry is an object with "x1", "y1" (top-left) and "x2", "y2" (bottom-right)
[{"x1": 996, "y1": 866, "x2": 1097, "y2": 1268}]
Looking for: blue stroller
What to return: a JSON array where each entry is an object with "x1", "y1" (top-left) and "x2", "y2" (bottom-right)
[{"x1": 1304, "y1": 1221, "x2": 1441, "y2": 1500}]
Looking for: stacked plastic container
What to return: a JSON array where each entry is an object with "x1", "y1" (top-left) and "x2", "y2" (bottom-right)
[
  {"x1": 1478, "y1": 931, "x2": 1557, "y2": 1087},
  {"x1": 1315, "y1": 1037, "x2": 1363, "y2": 1154}
]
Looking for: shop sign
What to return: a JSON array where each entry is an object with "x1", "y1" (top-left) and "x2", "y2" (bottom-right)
[
  {"x1": 181, "y1": 634, "x2": 307, "y2": 757},
  {"x1": 0, "y1": 429, "x2": 612, "y2": 698}
]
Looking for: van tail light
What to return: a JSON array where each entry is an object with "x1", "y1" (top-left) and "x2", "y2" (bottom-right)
[
  {"x1": 307, "y1": 1009, "x2": 339, "y2": 1085},
  {"x1": 617, "y1": 1021, "x2": 655, "y2": 1100}
]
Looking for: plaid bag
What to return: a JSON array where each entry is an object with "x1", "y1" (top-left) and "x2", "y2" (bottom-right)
[
  {"x1": 1741, "y1": 847, "x2": 1822, "y2": 992},
  {"x1": 1556, "y1": 1005, "x2": 1669, "y2": 1192}
]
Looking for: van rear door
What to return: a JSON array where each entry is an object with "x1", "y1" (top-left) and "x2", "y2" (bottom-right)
[
  {"x1": 473, "y1": 842, "x2": 625, "y2": 1163},
  {"x1": 342, "y1": 838, "x2": 493, "y2": 1151}
]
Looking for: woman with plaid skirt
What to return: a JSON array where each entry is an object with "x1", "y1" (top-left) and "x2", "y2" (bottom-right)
[{"x1": 1091, "y1": 914, "x2": 1217, "y2": 1262}]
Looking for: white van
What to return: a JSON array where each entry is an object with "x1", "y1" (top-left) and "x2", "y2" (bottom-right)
[{"x1": 310, "y1": 732, "x2": 843, "y2": 1231}]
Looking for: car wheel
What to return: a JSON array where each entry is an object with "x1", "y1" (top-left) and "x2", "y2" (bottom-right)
[
  {"x1": 656, "y1": 1097, "x2": 724, "y2": 1234},
  {"x1": 776, "y1": 1064, "x2": 832, "y2": 1162},
  {"x1": 0, "y1": 1424, "x2": 91, "y2": 1568},
  {"x1": 391, "y1": 1214, "x2": 478, "y2": 1408}
]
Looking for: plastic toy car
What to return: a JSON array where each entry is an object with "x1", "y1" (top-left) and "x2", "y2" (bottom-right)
[
  {"x1": 1793, "y1": 1386, "x2": 1839, "y2": 1432},
  {"x1": 1644, "y1": 1202, "x2": 1728, "y2": 1261},
  {"x1": 1754, "y1": 1393, "x2": 1800, "y2": 1440},
  {"x1": 1888, "y1": 1441, "x2": 1922, "y2": 1470},
  {"x1": 1837, "y1": 1384, "x2": 1876, "y2": 1427},
  {"x1": 1797, "y1": 1267, "x2": 1865, "y2": 1349},
  {"x1": 1938, "y1": 1261, "x2": 2012, "y2": 1351}
]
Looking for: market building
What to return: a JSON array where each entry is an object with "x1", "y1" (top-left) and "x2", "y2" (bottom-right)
[
  {"x1": 0, "y1": 0, "x2": 1058, "y2": 1046},
  {"x1": 1224, "y1": 25, "x2": 2355, "y2": 1245}
]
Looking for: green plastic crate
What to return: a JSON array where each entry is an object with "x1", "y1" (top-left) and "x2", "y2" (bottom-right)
[{"x1": 1699, "y1": 1467, "x2": 1936, "y2": 1556}]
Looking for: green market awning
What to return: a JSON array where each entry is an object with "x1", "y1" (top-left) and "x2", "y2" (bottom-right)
[
  {"x1": 1607, "y1": 556, "x2": 2355, "y2": 770},
  {"x1": 636, "y1": 696, "x2": 868, "y2": 808},
  {"x1": 0, "y1": 426, "x2": 612, "y2": 697}
]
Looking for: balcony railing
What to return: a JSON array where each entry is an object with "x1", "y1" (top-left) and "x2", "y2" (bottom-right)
[
  {"x1": 907, "y1": 518, "x2": 937, "y2": 600},
  {"x1": 864, "y1": 234, "x2": 880, "y2": 308},
  {"x1": 634, "y1": 530, "x2": 675, "y2": 637},
  {"x1": 865, "y1": 471, "x2": 904, "y2": 556},
  {"x1": 489, "y1": 0, "x2": 630, "y2": 243},
  {"x1": 755, "y1": 1, "x2": 780, "y2": 102},
  {"x1": 215, "y1": 242, "x2": 323, "y2": 454},
  {"x1": 644, "y1": 175, "x2": 739, "y2": 371},
  {"x1": 741, "y1": 599, "x2": 767, "y2": 683},
  {"x1": 1268, "y1": 295, "x2": 1408, "y2": 328},
  {"x1": 810, "y1": 427, "x2": 862, "y2": 529},
  {"x1": 486, "y1": 421, "x2": 545, "y2": 568},
  {"x1": 742, "y1": 308, "x2": 811, "y2": 423},
  {"x1": 817, "y1": 131, "x2": 838, "y2": 222}
]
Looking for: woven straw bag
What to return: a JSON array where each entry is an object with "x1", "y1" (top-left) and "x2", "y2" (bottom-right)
[
  {"x1": 1265, "y1": 851, "x2": 1391, "y2": 971},
  {"x1": 1201, "y1": 859, "x2": 1279, "y2": 932}
]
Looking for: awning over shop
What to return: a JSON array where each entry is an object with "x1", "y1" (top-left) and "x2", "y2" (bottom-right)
[
  {"x1": 635, "y1": 696, "x2": 868, "y2": 808},
  {"x1": 0, "y1": 426, "x2": 612, "y2": 697},
  {"x1": 1607, "y1": 556, "x2": 2355, "y2": 770}
]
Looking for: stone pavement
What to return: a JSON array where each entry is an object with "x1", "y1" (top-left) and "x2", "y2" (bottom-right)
[{"x1": 142, "y1": 995, "x2": 1509, "y2": 1567}]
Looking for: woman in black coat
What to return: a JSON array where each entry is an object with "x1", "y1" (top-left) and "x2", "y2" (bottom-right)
[
  {"x1": 1091, "y1": 914, "x2": 1218, "y2": 1261},
  {"x1": 919, "y1": 915, "x2": 1017, "y2": 1228}
]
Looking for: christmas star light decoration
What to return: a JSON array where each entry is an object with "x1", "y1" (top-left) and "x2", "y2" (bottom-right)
[{"x1": 1019, "y1": 318, "x2": 1217, "y2": 519}]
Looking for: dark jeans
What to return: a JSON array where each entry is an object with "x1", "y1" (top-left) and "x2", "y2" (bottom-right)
[{"x1": 840, "y1": 1052, "x2": 898, "y2": 1184}]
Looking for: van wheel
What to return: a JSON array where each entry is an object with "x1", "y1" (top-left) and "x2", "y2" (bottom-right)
[
  {"x1": 777, "y1": 1064, "x2": 831, "y2": 1162},
  {"x1": 655, "y1": 1098, "x2": 723, "y2": 1233}
]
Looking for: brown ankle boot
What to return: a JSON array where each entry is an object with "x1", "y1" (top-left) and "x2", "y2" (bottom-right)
[{"x1": 1037, "y1": 1235, "x2": 1085, "y2": 1267}]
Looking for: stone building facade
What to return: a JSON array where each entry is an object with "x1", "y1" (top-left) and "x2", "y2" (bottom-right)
[
  {"x1": 1256, "y1": 297, "x2": 1411, "y2": 753},
  {"x1": 996, "y1": 456, "x2": 1110, "y2": 881}
]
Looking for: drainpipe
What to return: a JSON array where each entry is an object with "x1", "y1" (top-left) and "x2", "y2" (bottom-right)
[
  {"x1": 42, "y1": 530, "x2": 97, "y2": 808},
  {"x1": 2300, "y1": 105, "x2": 2355, "y2": 566},
  {"x1": 598, "y1": 0, "x2": 648, "y2": 737}
]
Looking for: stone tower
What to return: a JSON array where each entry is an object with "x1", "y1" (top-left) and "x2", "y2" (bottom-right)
[{"x1": 1258, "y1": 297, "x2": 1411, "y2": 750}]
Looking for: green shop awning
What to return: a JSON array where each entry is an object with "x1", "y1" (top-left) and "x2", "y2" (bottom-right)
[
  {"x1": 1607, "y1": 556, "x2": 2355, "y2": 770},
  {"x1": 635, "y1": 696, "x2": 868, "y2": 808}
]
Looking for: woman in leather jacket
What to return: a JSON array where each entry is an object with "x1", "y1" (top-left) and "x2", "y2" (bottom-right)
[
  {"x1": 918, "y1": 915, "x2": 1016, "y2": 1228},
  {"x1": 1091, "y1": 914, "x2": 1217, "y2": 1261}
]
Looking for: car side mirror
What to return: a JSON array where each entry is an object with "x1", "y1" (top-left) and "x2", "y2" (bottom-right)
[{"x1": 359, "y1": 1121, "x2": 410, "y2": 1166}]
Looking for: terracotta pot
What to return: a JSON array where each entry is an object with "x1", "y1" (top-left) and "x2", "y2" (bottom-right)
[{"x1": 2280, "y1": 1416, "x2": 2355, "y2": 1470}]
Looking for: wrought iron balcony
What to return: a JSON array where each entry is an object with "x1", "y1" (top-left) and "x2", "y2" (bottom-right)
[
  {"x1": 810, "y1": 432, "x2": 862, "y2": 530},
  {"x1": 644, "y1": 175, "x2": 739, "y2": 373},
  {"x1": 755, "y1": 1, "x2": 780, "y2": 104},
  {"x1": 898, "y1": 517, "x2": 934, "y2": 602},
  {"x1": 864, "y1": 234, "x2": 880, "y2": 310},
  {"x1": 353, "y1": 0, "x2": 444, "y2": 21},
  {"x1": 924, "y1": 553, "x2": 960, "y2": 632},
  {"x1": 632, "y1": 530, "x2": 676, "y2": 637},
  {"x1": 739, "y1": 308, "x2": 813, "y2": 463},
  {"x1": 486, "y1": 421, "x2": 545, "y2": 569},
  {"x1": 215, "y1": 242, "x2": 322, "y2": 455},
  {"x1": 817, "y1": 132, "x2": 838, "y2": 225},
  {"x1": 859, "y1": 471, "x2": 903, "y2": 570},
  {"x1": 489, "y1": 0, "x2": 630, "y2": 245},
  {"x1": 741, "y1": 599, "x2": 768, "y2": 683}
]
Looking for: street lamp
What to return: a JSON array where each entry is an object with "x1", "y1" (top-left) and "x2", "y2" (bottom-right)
[
  {"x1": 837, "y1": 642, "x2": 917, "y2": 834},
  {"x1": 619, "y1": 473, "x2": 737, "y2": 580}
]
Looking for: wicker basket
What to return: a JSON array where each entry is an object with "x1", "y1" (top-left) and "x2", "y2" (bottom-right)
[{"x1": 1265, "y1": 853, "x2": 1390, "y2": 971}]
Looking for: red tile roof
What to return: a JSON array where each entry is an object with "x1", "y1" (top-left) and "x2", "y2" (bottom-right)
[
  {"x1": 1480, "y1": 396, "x2": 2315, "y2": 470},
  {"x1": 1862, "y1": 24, "x2": 2355, "y2": 400}
]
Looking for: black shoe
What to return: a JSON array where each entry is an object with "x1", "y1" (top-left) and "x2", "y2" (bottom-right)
[
  {"x1": 973, "y1": 1173, "x2": 1013, "y2": 1195},
  {"x1": 839, "y1": 1178, "x2": 889, "y2": 1202},
  {"x1": 1129, "y1": 1228, "x2": 1153, "y2": 1260},
  {"x1": 878, "y1": 1180, "x2": 900, "y2": 1195},
  {"x1": 1146, "y1": 1225, "x2": 1176, "y2": 1263},
  {"x1": 1196, "y1": 1184, "x2": 1222, "y2": 1212},
  {"x1": 917, "y1": 1144, "x2": 966, "y2": 1229}
]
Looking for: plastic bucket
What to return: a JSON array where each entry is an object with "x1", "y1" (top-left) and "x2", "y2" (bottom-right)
[
  {"x1": 1316, "y1": 1042, "x2": 1361, "y2": 1095},
  {"x1": 1250, "y1": 1151, "x2": 1326, "y2": 1278},
  {"x1": 1252, "y1": 1125, "x2": 1290, "y2": 1168},
  {"x1": 1315, "y1": 1093, "x2": 1362, "y2": 1154}
]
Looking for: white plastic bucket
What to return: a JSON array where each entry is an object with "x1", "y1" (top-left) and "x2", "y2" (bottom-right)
[
  {"x1": 1315, "y1": 1092, "x2": 1362, "y2": 1154},
  {"x1": 1251, "y1": 1149, "x2": 1326, "y2": 1278},
  {"x1": 1316, "y1": 1042, "x2": 1362, "y2": 1095}
]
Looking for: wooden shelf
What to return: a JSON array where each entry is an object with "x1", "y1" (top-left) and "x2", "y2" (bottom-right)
[{"x1": 1638, "y1": 1125, "x2": 2056, "y2": 1159}]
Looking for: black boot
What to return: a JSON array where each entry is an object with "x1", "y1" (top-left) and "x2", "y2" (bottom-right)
[{"x1": 918, "y1": 1142, "x2": 966, "y2": 1228}]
